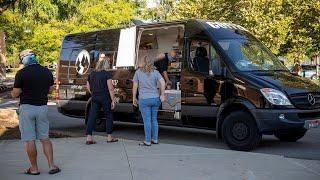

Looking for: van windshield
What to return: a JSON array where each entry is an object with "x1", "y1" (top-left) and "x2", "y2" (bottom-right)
[{"x1": 219, "y1": 39, "x2": 288, "y2": 72}]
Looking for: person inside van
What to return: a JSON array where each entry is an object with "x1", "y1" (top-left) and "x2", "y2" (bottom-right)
[
  {"x1": 154, "y1": 49, "x2": 178, "y2": 89},
  {"x1": 132, "y1": 56, "x2": 166, "y2": 146},
  {"x1": 193, "y1": 46, "x2": 210, "y2": 73},
  {"x1": 85, "y1": 57, "x2": 118, "y2": 144}
]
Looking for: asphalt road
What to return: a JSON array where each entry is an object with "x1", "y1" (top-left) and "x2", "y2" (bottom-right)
[
  {"x1": 42, "y1": 104, "x2": 320, "y2": 161},
  {"x1": 1, "y1": 96, "x2": 319, "y2": 161}
]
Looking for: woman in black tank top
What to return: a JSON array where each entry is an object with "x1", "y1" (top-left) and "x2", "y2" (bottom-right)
[{"x1": 85, "y1": 56, "x2": 118, "y2": 144}]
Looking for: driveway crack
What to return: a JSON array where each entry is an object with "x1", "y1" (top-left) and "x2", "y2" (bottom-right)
[{"x1": 121, "y1": 140, "x2": 134, "y2": 180}]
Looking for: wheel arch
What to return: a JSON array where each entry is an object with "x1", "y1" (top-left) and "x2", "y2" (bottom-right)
[{"x1": 216, "y1": 98, "x2": 258, "y2": 139}]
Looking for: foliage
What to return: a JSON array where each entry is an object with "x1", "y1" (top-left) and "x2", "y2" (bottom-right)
[
  {"x1": 0, "y1": 0, "x2": 136, "y2": 66},
  {"x1": 0, "y1": 0, "x2": 319, "y2": 66},
  {"x1": 171, "y1": 0, "x2": 320, "y2": 64}
]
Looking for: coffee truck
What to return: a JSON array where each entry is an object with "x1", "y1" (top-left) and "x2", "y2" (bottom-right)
[{"x1": 56, "y1": 19, "x2": 320, "y2": 151}]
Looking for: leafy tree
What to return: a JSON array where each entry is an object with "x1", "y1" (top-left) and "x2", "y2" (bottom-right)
[
  {"x1": 0, "y1": 0, "x2": 136, "y2": 66},
  {"x1": 172, "y1": 0, "x2": 319, "y2": 64}
]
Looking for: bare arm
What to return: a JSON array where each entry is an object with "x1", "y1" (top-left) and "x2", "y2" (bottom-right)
[
  {"x1": 159, "y1": 79, "x2": 166, "y2": 96},
  {"x1": 107, "y1": 79, "x2": 116, "y2": 110},
  {"x1": 107, "y1": 79, "x2": 115, "y2": 101},
  {"x1": 11, "y1": 88, "x2": 22, "y2": 98},
  {"x1": 162, "y1": 71, "x2": 170, "y2": 84},
  {"x1": 86, "y1": 81, "x2": 91, "y2": 94},
  {"x1": 159, "y1": 79, "x2": 166, "y2": 102},
  {"x1": 132, "y1": 82, "x2": 138, "y2": 106}
]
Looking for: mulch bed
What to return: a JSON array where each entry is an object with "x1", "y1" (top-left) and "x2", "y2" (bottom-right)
[{"x1": 0, "y1": 109, "x2": 70, "y2": 140}]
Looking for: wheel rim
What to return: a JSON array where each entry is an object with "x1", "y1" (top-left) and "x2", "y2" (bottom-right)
[
  {"x1": 96, "y1": 118, "x2": 103, "y2": 125},
  {"x1": 232, "y1": 122, "x2": 249, "y2": 141}
]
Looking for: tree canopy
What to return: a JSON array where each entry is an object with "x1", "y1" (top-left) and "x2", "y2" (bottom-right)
[
  {"x1": 0, "y1": 0, "x2": 319, "y2": 66},
  {"x1": 0, "y1": 0, "x2": 135, "y2": 65},
  {"x1": 171, "y1": 0, "x2": 320, "y2": 64}
]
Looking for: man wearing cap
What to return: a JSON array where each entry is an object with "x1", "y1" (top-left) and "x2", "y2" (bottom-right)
[
  {"x1": 11, "y1": 49, "x2": 60, "y2": 175},
  {"x1": 154, "y1": 49, "x2": 178, "y2": 89}
]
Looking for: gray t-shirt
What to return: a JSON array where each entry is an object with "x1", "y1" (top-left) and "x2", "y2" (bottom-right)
[{"x1": 133, "y1": 69, "x2": 163, "y2": 99}]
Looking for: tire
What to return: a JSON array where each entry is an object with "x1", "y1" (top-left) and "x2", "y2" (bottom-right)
[
  {"x1": 274, "y1": 128, "x2": 307, "y2": 142},
  {"x1": 311, "y1": 75, "x2": 317, "y2": 80},
  {"x1": 222, "y1": 111, "x2": 261, "y2": 151},
  {"x1": 94, "y1": 118, "x2": 106, "y2": 132},
  {"x1": 85, "y1": 104, "x2": 106, "y2": 132}
]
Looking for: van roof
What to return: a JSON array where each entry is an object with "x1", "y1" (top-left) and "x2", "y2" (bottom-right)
[
  {"x1": 64, "y1": 19, "x2": 248, "y2": 41},
  {"x1": 63, "y1": 19, "x2": 247, "y2": 38}
]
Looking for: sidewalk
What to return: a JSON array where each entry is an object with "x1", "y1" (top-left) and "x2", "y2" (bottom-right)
[{"x1": 0, "y1": 136, "x2": 319, "y2": 180}]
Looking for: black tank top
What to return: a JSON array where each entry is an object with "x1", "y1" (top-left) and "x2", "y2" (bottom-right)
[{"x1": 87, "y1": 70, "x2": 112, "y2": 98}]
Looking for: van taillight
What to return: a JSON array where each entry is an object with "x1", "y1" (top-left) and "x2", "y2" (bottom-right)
[{"x1": 55, "y1": 81, "x2": 60, "y2": 100}]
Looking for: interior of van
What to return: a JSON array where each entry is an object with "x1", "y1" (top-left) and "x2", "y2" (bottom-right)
[{"x1": 137, "y1": 26, "x2": 184, "y2": 119}]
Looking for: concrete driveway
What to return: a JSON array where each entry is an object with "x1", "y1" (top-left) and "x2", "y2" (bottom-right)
[{"x1": 0, "y1": 136, "x2": 319, "y2": 180}]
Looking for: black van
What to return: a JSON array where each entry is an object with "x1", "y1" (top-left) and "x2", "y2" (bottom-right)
[{"x1": 56, "y1": 19, "x2": 320, "y2": 151}]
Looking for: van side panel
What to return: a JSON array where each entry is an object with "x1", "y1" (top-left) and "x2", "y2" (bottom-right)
[{"x1": 57, "y1": 29, "x2": 122, "y2": 117}]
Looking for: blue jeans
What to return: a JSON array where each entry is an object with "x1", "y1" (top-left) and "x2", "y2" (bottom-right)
[{"x1": 139, "y1": 97, "x2": 161, "y2": 143}]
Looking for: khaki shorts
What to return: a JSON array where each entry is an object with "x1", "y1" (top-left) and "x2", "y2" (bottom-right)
[{"x1": 18, "y1": 104, "x2": 49, "y2": 141}]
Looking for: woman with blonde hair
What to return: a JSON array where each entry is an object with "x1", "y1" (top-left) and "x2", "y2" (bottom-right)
[
  {"x1": 133, "y1": 56, "x2": 166, "y2": 146},
  {"x1": 85, "y1": 56, "x2": 118, "y2": 144}
]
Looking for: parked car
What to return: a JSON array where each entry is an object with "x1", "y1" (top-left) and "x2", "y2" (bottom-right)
[
  {"x1": 300, "y1": 65, "x2": 318, "y2": 80},
  {"x1": 56, "y1": 19, "x2": 320, "y2": 151}
]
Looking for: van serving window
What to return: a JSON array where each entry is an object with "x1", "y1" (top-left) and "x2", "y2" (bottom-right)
[{"x1": 116, "y1": 26, "x2": 136, "y2": 67}]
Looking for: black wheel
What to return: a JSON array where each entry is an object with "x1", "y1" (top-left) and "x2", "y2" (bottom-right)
[
  {"x1": 85, "y1": 105, "x2": 106, "y2": 132},
  {"x1": 311, "y1": 75, "x2": 317, "y2": 80},
  {"x1": 94, "y1": 118, "x2": 106, "y2": 132},
  {"x1": 274, "y1": 128, "x2": 307, "y2": 142},
  {"x1": 222, "y1": 111, "x2": 261, "y2": 151}
]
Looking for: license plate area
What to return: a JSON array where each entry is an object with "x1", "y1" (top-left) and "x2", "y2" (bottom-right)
[{"x1": 304, "y1": 120, "x2": 320, "y2": 129}]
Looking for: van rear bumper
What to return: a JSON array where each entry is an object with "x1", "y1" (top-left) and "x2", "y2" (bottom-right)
[
  {"x1": 57, "y1": 100, "x2": 86, "y2": 118},
  {"x1": 251, "y1": 108, "x2": 320, "y2": 133}
]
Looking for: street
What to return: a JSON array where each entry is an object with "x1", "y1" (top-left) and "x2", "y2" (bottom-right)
[
  {"x1": 44, "y1": 104, "x2": 320, "y2": 161},
  {"x1": 1, "y1": 100, "x2": 320, "y2": 161},
  {"x1": 1, "y1": 101, "x2": 320, "y2": 180}
]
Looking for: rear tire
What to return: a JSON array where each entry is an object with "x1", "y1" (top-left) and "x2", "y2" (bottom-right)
[
  {"x1": 85, "y1": 105, "x2": 106, "y2": 132},
  {"x1": 222, "y1": 111, "x2": 261, "y2": 151},
  {"x1": 274, "y1": 128, "x2": 307, "y2": 142},
  {"x1": 94, "y1": 118, "x2": 106, "y2": 132}
]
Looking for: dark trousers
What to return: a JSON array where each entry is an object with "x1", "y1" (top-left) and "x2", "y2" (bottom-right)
[{"x1": 86, "y1": 96, "x2": 113, "y2": 135}]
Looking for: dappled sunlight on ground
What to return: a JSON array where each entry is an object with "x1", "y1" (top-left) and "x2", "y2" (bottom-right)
[{"x1": 0, "y1": 108, "x2": 20, "y2": 140}]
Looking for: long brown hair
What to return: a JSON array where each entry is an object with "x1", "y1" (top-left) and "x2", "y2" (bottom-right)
[
  {"x1": 95, "y1": 57, "x2": 110, "y2": 72},
  {"x1": 140, "y1": 55, "x2": 155, "y2": 73}
]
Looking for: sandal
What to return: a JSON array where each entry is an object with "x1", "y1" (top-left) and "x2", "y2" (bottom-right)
[
  {"x1": 139, "y1": 142, "x2": 151, "y2": 146},
  {"x1": 85, "y1": 141, "x2": 96, "y2": 145},
  {"x1": 24, "y1": 168, "x2": 40, "y2": 175},
  {"x1": 107, "y1": 138, "x2": 118, "y2": 143},
  {"x1": 49, "y1": 167, "x2": 61, "y2": 174}
]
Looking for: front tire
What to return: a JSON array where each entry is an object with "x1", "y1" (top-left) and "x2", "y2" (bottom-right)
[
  {"x1": 274, "y1": 128, "x2": 307, "y2": 142},
  {"x1": 222, "y1": 111, "x2": 261, "y2": 151}
]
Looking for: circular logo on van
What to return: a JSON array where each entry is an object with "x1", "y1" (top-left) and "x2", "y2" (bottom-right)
[
  {"x1": 75, "y1": 50, "x2": 90, "y2": 75},
  {"x1": 307, "y1": 93, "x2": 316, "y2": 105}
]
